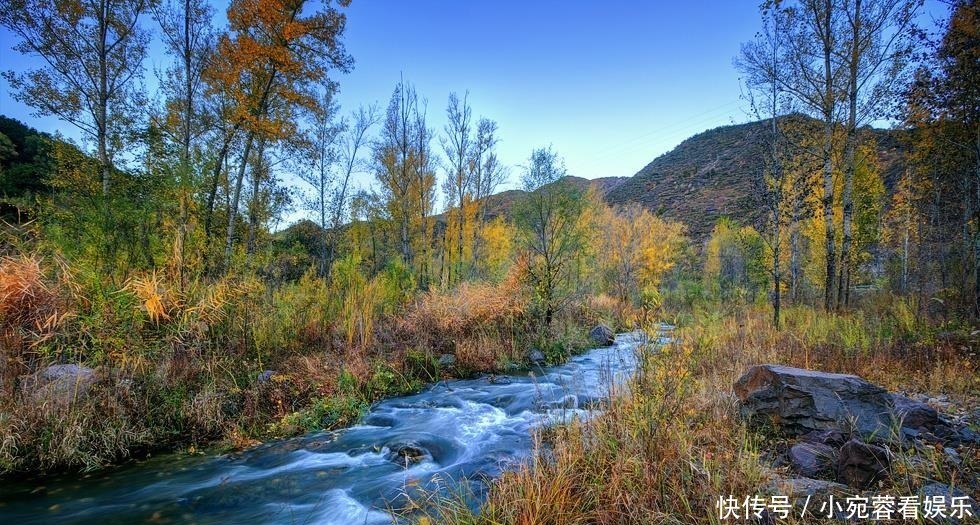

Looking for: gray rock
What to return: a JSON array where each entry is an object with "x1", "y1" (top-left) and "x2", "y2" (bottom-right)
[
  {"x1": 257, "y1": 370, "x2": 276, "y2": 383},
  {"x1": 918, "y1": 483, "x2": 978, "y2": 524},
  {"x1": 955, "y1": 426, "x2": 980, "y2": 445},
  {"x1": 23, "y1": 364, "x2": 97, "y2": 406},
  {"x1": 892, "y1": 394, "x2": 940, "y2": 430},
  {"x1": 437, "y1": 354, "x2": 456, "y2": 367},
  {"x1": 943, "y1": 447, "x2": 962, "y2": 466},
  {"x1": 384, "y1": 442, "x2": 430, "y2": 467},
  {"x1": 837, "y1": 438, "x2": 889, "y2": 489},
  {"x1": 788, "y1": 442, "x2": 837, "y2": 478},
  {"x1": 734, "y1": 365, "x2": 894, "y2": 438},
  {"x1": 528, "y1": 348, "x2": 546, "y2": 365},
  {"x1": 588, "y1": 324, "x2": 615, "y2": 346},
  {"x1": 764, "y1": 476, "x2": 851, "y2": 515},
  {"x1": 800, "y1": 428, "x2": 847, "y2": 447}
]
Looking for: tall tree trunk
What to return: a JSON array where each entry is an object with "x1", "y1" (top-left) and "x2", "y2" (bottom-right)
[
  {"x1": 204, "y1": 130, "x2": 235, "y2": 238},
  {"x1": 224, "y1": 131, "x2": 255, "y2": 272},
  {"x1": 821, "y1": 0, "x2": 837, "y2": 312},
  {"x1": 246, "y1": 135, "x2": 267, "y2": 258},
  {"x1": 838, "y1": 0, "x2": 861, "y2": 310}
]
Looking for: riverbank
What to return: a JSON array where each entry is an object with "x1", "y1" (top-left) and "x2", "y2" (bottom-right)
[
  {"x1": 427, "y1": 304, "x2": 979, "y2": 524},
  {"x1": 0, "y1": 256, "x2": 616, "y2": 478},
  {"x1": 0, "y1": 332, "x2": 651, "y2": 524}
]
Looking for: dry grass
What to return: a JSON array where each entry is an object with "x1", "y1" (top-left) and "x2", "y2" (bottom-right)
[
  {"x1": 428, "y1": 303, "x2": 978, "y2": 524},
  {"x1": 399, "y1": 276, "x2": 528, "y2": 371},
  {"x1": 0, "y1": 255, "x2": 66, "y2": 354}
]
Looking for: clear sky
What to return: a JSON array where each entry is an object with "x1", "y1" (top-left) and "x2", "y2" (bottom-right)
[{"x1": 0, "y1": 0, "x2": 952, "y2": 201}]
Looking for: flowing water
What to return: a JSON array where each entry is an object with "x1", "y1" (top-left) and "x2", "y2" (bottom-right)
[{"x1": 0, "y1": 329, "x2": 670, "y2": 524}]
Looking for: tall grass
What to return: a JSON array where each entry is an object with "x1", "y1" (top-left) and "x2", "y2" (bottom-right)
[
  {"x1": 431, "y1": 303, "x2": 977, "y2": 524},
  {"x1": 0, "y1": 252, "x2": 591, "y2": 476}
]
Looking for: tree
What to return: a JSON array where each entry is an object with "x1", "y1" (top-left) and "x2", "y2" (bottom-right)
[
  {"x1": 598, "y1": 203, "x2": 687, "y2": 306},
  {"x1": 930, "y1": 0, "x2": 980, "y2": 315},
  {"x1": 738, "y1": 2, "x2": 794, "y2": 327},
  {"x1": 300, "y1": 82, "x2": 343, "y2": 274},
  {"x1": 153, "y1": 0, "x2": 216, "y2": 288},
  {"x1": 705, "y1": 218, "x2": 770, "y2": 303},
  {"x1": 374, "y1": 78, "x2": 435, "y2": 286},
  {"x1": 782, "y1": 0, "x2": 845, "y2": 310},
  {"x1": 514, "y1": 147, "x2": 586, "y2": 328},
  {"x1": 204, "y1": 0, "x2": 352, "y2": 272},
  {"x1": 327, "y1": 104, "x2": 378, "y2": 274},
  {"x1": 1, "y1": 0, "x2": 151, "y2": 199},
  {"x1": 441, "y1": 91, "x2": 473, "y2": 285},
  {"x1": 836, "y1": 0, "x2": 919, "y2": 308}
]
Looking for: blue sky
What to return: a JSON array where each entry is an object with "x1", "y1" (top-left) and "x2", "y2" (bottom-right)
[{"x1": 0, "y1": 1, "x2": 952, "y2": 201}]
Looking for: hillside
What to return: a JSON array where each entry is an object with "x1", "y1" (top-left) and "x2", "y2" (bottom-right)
[
  {"x1": 281, "y1": 117, "x2": 905, "y2": 248},
  {"x1": 605, "y1": 115, "x2": 906, "y2": 241}
]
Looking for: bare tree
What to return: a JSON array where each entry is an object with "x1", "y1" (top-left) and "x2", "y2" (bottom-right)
[
  {"x1": 738, "y1": 2, "x2": 794, "y2": 327},
  {"x1": 326, "y1": 105, "x2": 379, "y2": 273},
  {"x1": 1, "y1": 0, "x2": 151, "y2": 198},
  {"x1": 441, "y1": 91, "x2": 473, "y2": 285}
]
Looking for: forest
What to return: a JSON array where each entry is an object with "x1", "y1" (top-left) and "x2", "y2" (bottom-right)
[{"x1": 0, "y1": 0, "x2": 977, "y2": 523}]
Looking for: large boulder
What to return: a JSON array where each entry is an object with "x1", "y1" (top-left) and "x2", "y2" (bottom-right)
[
  {"x1": 588, "y1": 324, "x2": 615, "y2": 347},
  {"x1": 22, "y1": 364, "x2": 98, "y2": 406},
  {"x1": 837, "y1": 438, "x2": 890, "y2": 489},
  {"x1": 734, "y1": 365, "x2": 895, "y2": 437}
]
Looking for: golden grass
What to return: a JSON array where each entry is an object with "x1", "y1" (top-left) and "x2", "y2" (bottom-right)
[{"x1": 398, "y1": 276, "x2": 528, "y2": 371}]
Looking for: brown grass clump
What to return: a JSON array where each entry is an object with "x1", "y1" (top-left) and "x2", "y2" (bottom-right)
[
  {"x1": 398, "y1": 277, "x2": 528, "y2": 371},
  {"x1": 0, "y1": 255, "x2": 62, "y2": 342}
]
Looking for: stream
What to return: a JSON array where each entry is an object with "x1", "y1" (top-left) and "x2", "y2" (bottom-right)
[{"x1": 0, "y1": 328, "x2": 669, "y2": 524}]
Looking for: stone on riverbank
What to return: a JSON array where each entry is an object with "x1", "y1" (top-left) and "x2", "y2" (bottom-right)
[
  {"x1": 21, "y1": 364, "x2": 97, "y2": 406},
  {"x1": 734, "y1": 365, "x2": 894, "y2": 437},
  {"x1": 589, "y1": 324, "x2": 615, "y2": 346}
]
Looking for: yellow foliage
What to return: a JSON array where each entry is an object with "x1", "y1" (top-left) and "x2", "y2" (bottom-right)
[
  {"x1": 475, "y1": 216, "x2": 516, "y2": 280},
  {"x1": 595, "y1": 203, "x2": 687, "y2": 303}
]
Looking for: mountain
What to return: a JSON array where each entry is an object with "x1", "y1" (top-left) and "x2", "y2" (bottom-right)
[{"x1": 605, "y1": 115, "x2": 906, "y2": 241}]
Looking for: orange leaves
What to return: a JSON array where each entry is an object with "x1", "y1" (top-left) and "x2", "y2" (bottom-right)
[{"x1": 204, "y1": 0, "x2": 351, "y2": 141}]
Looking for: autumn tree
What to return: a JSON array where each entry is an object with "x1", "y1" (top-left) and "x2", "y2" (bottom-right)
[
  {"x1": 374, "y1": 78, "x2": 436, "y2": 286},
  {"x1": 836, "y1": 0, "x2": 919, "y2": 307},
  {"x1": 514, "y1": 147, "x2": 586, "y2": 328},
  {"x1": 441, "y1": 91, "x2": 474, "y2": 285},
  {"x1": 782, "y1": 0, "x2": 845, "y2": 310},
  {"x1": 738, "y1": 1, "x2": 794, "y2": 326},
  {"x1": 598, "y1": 203, "x2": 687, "y2": 307},
  {"x1": 204, "y1": 0, "x2": 352, "y2": 271},
  {"x1": 929, "y1": 0, "x2": 980, "y2": 315}
]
